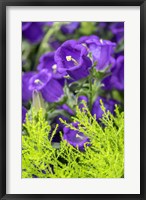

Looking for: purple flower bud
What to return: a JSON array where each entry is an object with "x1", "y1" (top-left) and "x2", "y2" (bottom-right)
[
  {"x1": 63, "y1": 122, "x2": 90, "y2": 151},
  {"x1": 29, "y1": 69, "x2": 64, "y2": 103},
  {"x1": 92, "y1": 96, "x2": 118, "y2": 121},
  {"x1": 22, "y1": 71, "x2": 36, "y2": 103},
  {"x1": 22, "y1": 106, "x2": 27, "y2": 124},
  {"x1": 61, "y1": 22, "x2": 80, "y2": 34},
  {"x1": 55, "y1": 40, "x2": 92, "y2": 80},
  {"x1": 22, "y1": 22, "x2": 45, "y2": 43}
]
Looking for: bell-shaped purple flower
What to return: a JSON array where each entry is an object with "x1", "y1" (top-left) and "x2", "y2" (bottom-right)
[
  {"x1": 29, "y1": 69, "x2": 64, "y2": 103},
  {"x1": 61, "y1": 22, "x2": 80, "y2": 34},
  {"x1": 102, "y1": 55, "x2": 124, "y2": 90},
  {"x1": 22, "y1": 71, "x2": 36, "y2": 103},
  {"x1": 63, "y1": 122, "x2": 90, "y2": 151},
  {"x1": 92, "y1": 96, "x2": 118, "y2": 121},
  {"x1": 22, "y1": 106, "x2": 27, "y2": 124},
  {"x1": 78, "y1": 35, "x2": 116, "y2": 71},
  {"x1": 22, "y1": 22, "x2": 45, "y2": 43},
  {"x1": 54, "y1": 40, "x2": 92, "y2": 80}
]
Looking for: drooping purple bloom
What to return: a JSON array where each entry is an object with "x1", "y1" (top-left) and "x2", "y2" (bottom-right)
[
  {"x1": 22, "y1": 106, "x2": 27, "y2": 124},
  {"x1": 22, "y1": 71, "x2": 36, "y2": 103},
  {"x1": 61, "y1": 22, "x2": 80, "y2": 34},
  {"x1": 92, "y1": 96, "x2": 118, "y2": 121},
  {"x1": 110, "y1": 22, "x2": 124, "y2": 42},
  {"x1": 102, "y1": 55, "x2": 124, "y2": 90},
  {"x1": 29, "y1": 69, "x2": 64, "y2": 103},
  {"x1": 55, "y1": 40, "x2": 92, "y2": 80},
  {"x1": 22, "y1": 22, "x2": 45, "y2": 43},
  {"x1": 63, "y1": 122, "x2": 90, "y2": 151},
  {"x1": 78, "y1": 35, "x2": 116, "y2": 71}
]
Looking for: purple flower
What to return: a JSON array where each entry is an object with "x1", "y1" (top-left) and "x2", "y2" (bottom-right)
[
  {"x1": 78, "y1": 35, "x2": 116, "y2": 70},
  {"x1": 22, "y1": 22, "x2": 45, "y2": 43},
  {"x1": 29, "y1": 69, "x2": 64, "y2": 103},
  {"x1": 110, "y1": 22, "x2": 124, "y2": 42},
  {"x1": 46, "y1": 22, "x2": 54, "y2": 26},
  {"x1": 63, "y1": 123, "x2": 89, "y2": 151},
  {"x1": 50, "y1": 104, "x2": 74, "y2": 142},
  {"x1": 92, "y1": 96, "x2": 117, "y2": 121},
  {"x1": 102, "y1": 56, "x2": 124, "y2": 90},
  {"x1": 55, "y1": 40, "x2": 92, "y2": 80},
  {"x1": 78, "y1": 96, "x2": 88, "y2": 110},
  {"x1": 98, "y1": 22, "x2": 110, "y2": 28},
  {"x1": 22, "y1": 106, "x2": 27, "y2": 123},
  {"x1": 78, "y1": 35, "x2": 99, "y2": 44},
  {"x1": 22, "y1": 71, "x2": 36, "y2": 103},
  {"x1": 49, "y1": 40, "x2": 61, "y2": 50},
  {"x1": 61, "y1": 22, "x2": 80, "y2": 34},
  {"x1": 37, "y1": 52, "x2": 65, "y2": 84},
  {"x1": 59, "y1": 104, "x2": 74, "y2": 116}
]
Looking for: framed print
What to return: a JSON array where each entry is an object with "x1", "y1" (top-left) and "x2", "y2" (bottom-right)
[{"x1": 0, "y1": 0, "x2": 146, "y2": 199}]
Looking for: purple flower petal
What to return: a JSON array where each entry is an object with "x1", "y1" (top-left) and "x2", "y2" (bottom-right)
[
  {"x1": 37, "y1": 51, "x2": 66, "y2": 80},
  {"x1": 29, "y1": 69, "x2": 52, "y2": 91},
  {"x1": 41, "y1": 78, "x2": 64, "y2": 103},
  {"x1": 29, "y1": 70, "x2": 64, "y2": 103},
  {"x1": 78, "y1": 35, "x2": 116, "y2": 70},
  {"x1": 22, "y1": 71, "x2": 36, "y2": 103},
  {"x1": 78, "y1": 96, "x2": 88, "y2": 110},
  {"x1": 102, "y1": 55, "x2": 124, "y2": 90},
  {"x1": 61, "y1": 22, "x2": 80, "y2": 34},
  {"x1": 92, "y1": 96, "x2": 118, "y2": 121},
  {"x1": 110, "y1": 22, "x2": 124, "y2": 42},
  {"x1": 63, "y1": 122, "x2": 90, "y2": 151},
  {"x1": 22, "y1": 22, "x2": 44, "y2": 43}
]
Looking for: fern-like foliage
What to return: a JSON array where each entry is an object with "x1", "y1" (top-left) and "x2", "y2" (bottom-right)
[{"x1": 22, "y1": 102, "x2": 124, "y2": 178}]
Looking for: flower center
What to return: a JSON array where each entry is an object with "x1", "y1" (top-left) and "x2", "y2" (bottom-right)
[
  {"x1": 66, "y1": 55, "x2": 78, "y2": 65},
  {"x1": 52, "y1": 64, "x2": 57, "y2": 73},
  {"x1": 100, "y1": 39, "x2": 103, "y2": 44},
  {"x1": 76, "y1": 133, "x2": 84, "y2": 140},
  {"x1": 34, "y1": 79, "x2": 43, "y2": 85}
]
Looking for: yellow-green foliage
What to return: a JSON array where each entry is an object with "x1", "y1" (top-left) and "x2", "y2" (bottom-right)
[{"x1": 22, "y1": 102, "x2": 124, "y2": 178}]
